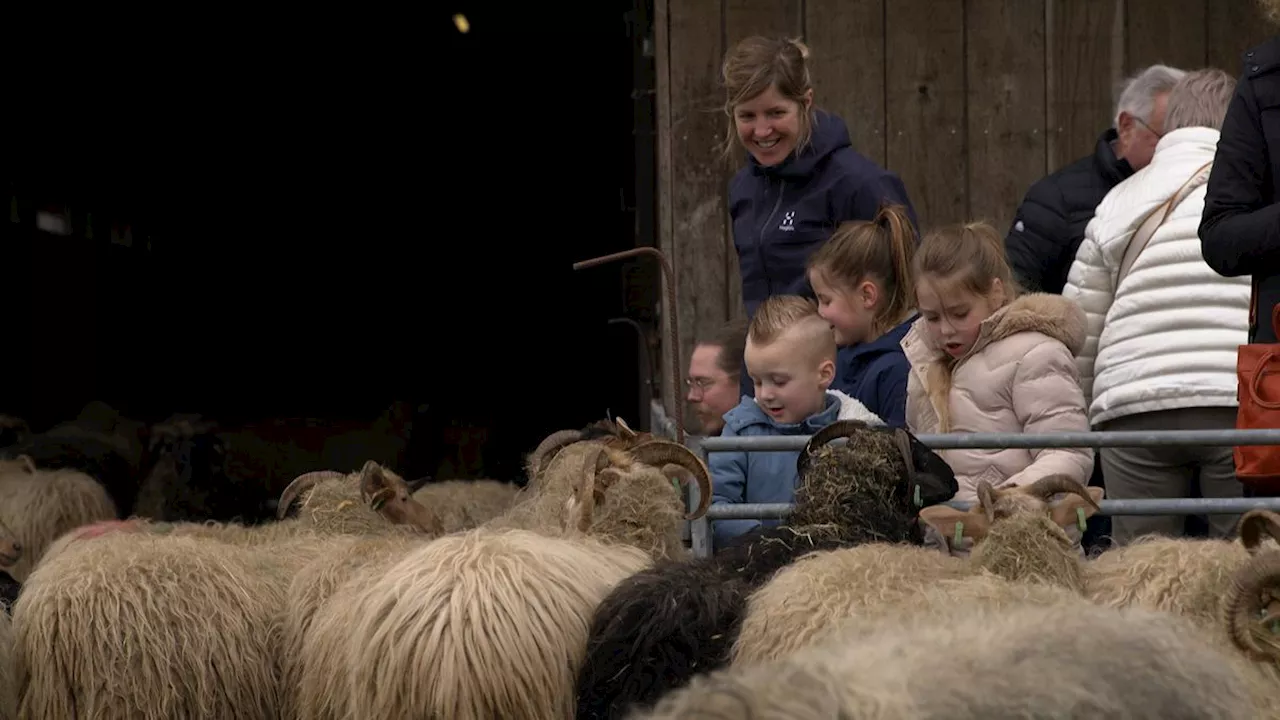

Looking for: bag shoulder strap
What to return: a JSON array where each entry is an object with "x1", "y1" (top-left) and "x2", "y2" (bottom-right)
[{"x1": 1116, "y1": 159, "x2": 1214, "y2": 287}]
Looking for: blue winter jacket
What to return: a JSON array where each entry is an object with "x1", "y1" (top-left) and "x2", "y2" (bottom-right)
[
  {"x1": 831, "y1": 314, "x2": 916, "y2": 429},
  {"x1": 729, "y1": 109, "x2": 918, "y2": 322},
  {"x1": 708, "y1": 390, "x2": 881, "y2": 547},
  {"x1": 729, "y1": 110, "x2": 918, "y2": 399}
]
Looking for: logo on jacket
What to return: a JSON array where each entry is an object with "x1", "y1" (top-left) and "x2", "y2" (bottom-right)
[{"x1": 779, "y1": 211, "x2": 796, "y2": 232}]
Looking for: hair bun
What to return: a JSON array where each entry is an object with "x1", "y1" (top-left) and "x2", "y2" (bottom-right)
[{"x1": 788, "y1": 37, "x2": 811, "y2": 61}]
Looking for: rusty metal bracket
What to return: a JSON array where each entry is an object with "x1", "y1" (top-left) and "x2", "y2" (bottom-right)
[{"x1": 574, "y1": 247, "x2": 683, "y2": 445}]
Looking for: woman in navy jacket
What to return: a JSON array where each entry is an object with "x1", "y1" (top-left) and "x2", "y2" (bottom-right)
[{"x1": 722, "y1": 36, "x2": 919, "y2": 398}]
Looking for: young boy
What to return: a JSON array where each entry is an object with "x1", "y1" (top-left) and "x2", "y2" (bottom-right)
[{"x1": 709, "y1": 295, "x2": 882, "y2": 548}]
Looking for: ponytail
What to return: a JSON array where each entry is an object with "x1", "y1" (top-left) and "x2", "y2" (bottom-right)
[{"x1": 807, "y1": 202, "x2": 918, "y2": 339}]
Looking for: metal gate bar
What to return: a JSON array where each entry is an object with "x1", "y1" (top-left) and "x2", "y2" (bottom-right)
[{"x1": 699, "y1": 428, "x2": 1280, "y2": 452}]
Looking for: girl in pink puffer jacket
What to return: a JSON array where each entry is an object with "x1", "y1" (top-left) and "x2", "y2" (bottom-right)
[{"x1": 902, "y1": 221, "x2": 1094, "y2": 555}]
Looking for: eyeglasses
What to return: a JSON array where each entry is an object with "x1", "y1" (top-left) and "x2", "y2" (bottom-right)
[
  {"x1": 686, "y1": 377, "x2": 716, "y2": 392},
  {"x1": 1134, "y1": 116, "x2": 1164, "y2": 139}
]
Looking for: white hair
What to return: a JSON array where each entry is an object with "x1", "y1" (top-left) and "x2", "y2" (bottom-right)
[{"x1": 1113, "y1": 64, "x2": 1187, "y2": 128}]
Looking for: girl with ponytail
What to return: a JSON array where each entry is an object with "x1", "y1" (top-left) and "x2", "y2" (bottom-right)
[{"x1": 805, "y1": 203, "x2": 918, "y2": 426}]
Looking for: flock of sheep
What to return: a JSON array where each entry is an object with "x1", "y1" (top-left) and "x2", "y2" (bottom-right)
[{"x1": 0, "y1": 405, "x2": 1278, "y2": 718}]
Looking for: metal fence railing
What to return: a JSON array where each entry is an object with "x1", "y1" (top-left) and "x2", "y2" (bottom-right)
[{"x1": 684, "y1": 428, "x2": 1280, "y2": 558}]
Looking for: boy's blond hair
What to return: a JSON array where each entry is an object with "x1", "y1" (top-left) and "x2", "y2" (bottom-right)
[{"x1": 747, "y1": 295, "x2": 836, "y2": 364}]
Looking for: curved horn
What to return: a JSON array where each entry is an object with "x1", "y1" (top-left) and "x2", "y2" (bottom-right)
[
  {"x1": 891, "y1": 428, "x2": 918, "y2": 488},
  {"x1": 407, "y1": 474, "x2": 434, "y2": 494},
  {"x1": 276, "y1": 470, "x2": 346, "y2": 520},
  {"x1": 797, "y1": 420, "x2": 870, "y2": 477},
  {"x1": 614, "y1": 417, "x2": 637, "y2": 441},
  {"x1": 528, "y1": 429, "x2": 585, "y2": 478},
  {"x1": 1022, "y1": 474, "x2": 1100, "y2": 511},
  {"x1": 1239, "y1": 509, "x2": 1280, "y2": 554},
  {"x1": 576, "y1": 446, "x2": 612, "y2": 532},
  {"x1": 976, "y1": 480, "x2": 998, "y2": 526},
  {"x1": 630, "y1": 440, "x2": 713, "y2": 520},
  {"x1": 1227, "y1": 551, "x2": 1280, "y2": 661}
]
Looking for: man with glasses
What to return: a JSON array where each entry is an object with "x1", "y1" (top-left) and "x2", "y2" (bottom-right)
[
  {"x1": 685, "y1": 319, "x2": 748, "y2": 437},
  {"x1": 1004, "y1": 64, "x2": 1186, "y2": 295}
]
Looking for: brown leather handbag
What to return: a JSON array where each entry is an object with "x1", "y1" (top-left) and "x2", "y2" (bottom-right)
[{"x1": 1235, "y1": 280, "x2": 1280, "y2": 492}]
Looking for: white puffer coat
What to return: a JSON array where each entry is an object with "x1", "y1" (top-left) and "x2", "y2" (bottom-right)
[{"x1": 1062, "y1": 126, "x2": 1251, "y2": 426}]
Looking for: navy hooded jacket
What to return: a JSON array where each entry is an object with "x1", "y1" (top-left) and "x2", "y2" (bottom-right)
[
  {"x1": 729, "y1": 109, "x2": 918, "y2": 321},
  {"x1": 831, "y1": 314, "x2": 916, "y2": 429},
  {"x1": 729, "y1": 109, "x2": 918, "y2": 399}
]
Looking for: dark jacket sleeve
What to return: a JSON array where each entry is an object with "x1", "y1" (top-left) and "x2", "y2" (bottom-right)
[
  {"x1": 1004, "y1": 180, "x2": 1070, "y2": 293},
  {"x1": 1200, "y1": 75, "x2": 1280, "y2": 278},
  {"x1": 874, "y1": 358, "x2": 910, "y2": 429}
]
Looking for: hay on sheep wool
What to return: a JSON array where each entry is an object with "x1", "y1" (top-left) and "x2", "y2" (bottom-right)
[
  {"x1": 968, "y1": 511, "x2": 1086, "y2": 593},
  {"x1": 302, "y1": 528, "x2": 651, "y2": 720},
  {"x1": 789, "y1": 434, "x2": 921, "y2": 546}
]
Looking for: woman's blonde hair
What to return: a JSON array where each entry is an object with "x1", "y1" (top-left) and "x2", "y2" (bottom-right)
[
  {"x1": 720, "y1": 36, "x2": 815, "y2": 159},
  {"x1": 807, "y1": 204, "x2": 917, "y2": 339}
]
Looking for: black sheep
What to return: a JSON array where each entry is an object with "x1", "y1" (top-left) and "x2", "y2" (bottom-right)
[{"x1": 574, "y1": 420, "x2": 958, "y2": 719}]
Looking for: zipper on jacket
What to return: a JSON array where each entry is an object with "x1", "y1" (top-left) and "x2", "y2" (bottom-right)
[{"x1": 758, "y1": 180, "x2": 786, "y2": 297}]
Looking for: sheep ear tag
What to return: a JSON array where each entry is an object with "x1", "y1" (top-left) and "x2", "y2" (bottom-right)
[
  {"x1": 918, "y1": 505, "x2": 989, "y2": 544},
  {"x1": 1049, "y1": 487, "x2": 1104, "y2": 530}
]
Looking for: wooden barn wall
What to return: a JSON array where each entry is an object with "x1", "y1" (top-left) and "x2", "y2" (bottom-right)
[{"x1": 653, "y1": 0, "x2": 1273, "y2": 418}]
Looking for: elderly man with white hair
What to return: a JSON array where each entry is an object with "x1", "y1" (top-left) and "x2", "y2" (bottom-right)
[
  {"x1": 1063, "y1": 68, "x2": 1250, "y2": 544},
  {"x1": 1005, "y1": 64, "x2": 1186, "y2": 295}
]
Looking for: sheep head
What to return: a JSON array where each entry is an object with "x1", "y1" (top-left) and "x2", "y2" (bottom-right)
[
  {"x1": 359, "y1": 460, "x2": 444, "y2": 535},
  {"x1": 790, "y1": 421, "x2": 958, "y2": 543},
  {"x1": 569, "y1": 439, "x2": 712, "y2": 533},
  {"x1": 918, "y1": 474, "x2": 1102, "y2": 546},
  {"x1": 526, "y1": 416, "x2": 653, "y2": 483},
  {"x1": 1227, "y1": 549, "x2": 1280, "y2": 662}
]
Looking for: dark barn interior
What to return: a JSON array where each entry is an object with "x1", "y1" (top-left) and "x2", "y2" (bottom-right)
[{"x1": 3, "y1": 3, "x2": 657, "y2": 485}]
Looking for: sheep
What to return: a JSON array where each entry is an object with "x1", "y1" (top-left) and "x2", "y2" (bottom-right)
[
  {"x1": 523, "y1": 416, "x2": 652, "y2": 483},
  {"x1": 409, "y1": 477, "x2": 520, "y2": 529},
  {"x1": 634, "y1": 598, "x2": 1276, "y2": 720},
  {"x1": 729, "y1": 475, "x2": 1103, "y2": 667},
  {"x1": 132, "y1": 429, "x2": 271, "y2": 523},
  {"x1": 0, "y1": 456, "x2": 117, "y2": 581},
  {"x1": 277, "y1": 533, "x2": 423, "y2": 720},
  {"x1": 919, "y1": 474, "x2": 1104, "y2": 591},
  {"x1": 297, "y1": 529, "x2": 652, "y2": 720},
  {"x1": 575, "y1": 419, "x2": 959, "y2": 720},
  {"x1": 1082, "y1": 508, "x2": 1280, "y2": 633},
  {"x1": 295, "y1": 434, "x2": 712, "y2": 719},
  {"x1": 0, "y1": 610, "x2": 13, "y2": 720},
  {"x1": 12, "y1": 529, "x2": 339, "y2": 720}
]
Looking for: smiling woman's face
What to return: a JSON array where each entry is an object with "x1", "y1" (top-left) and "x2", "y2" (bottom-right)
[{"x1": 733, "y1": 84, "x2": 809, "y2": 167}]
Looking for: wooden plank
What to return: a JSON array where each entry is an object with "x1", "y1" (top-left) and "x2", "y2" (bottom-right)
[
  {"x1": 805, "y1": 0, "x2": 887, "y2": 167},
  {"x1": 885, "y1": 0, "x2": 968, "y2": 229},
  {"x1": 1046, "y1": 0, "x2": 1126, "y2": 173},
  {"x1": 723, "y1": 0, "x2": 803, "y2": 45},
  {"x1": 655, "y1": 0, "x2": 727, "y2": 423},
  {"x1": 966, "y1": 0, "x2": 1048, "y2": 233},
  {"x1": 1126, "y1": 0, "x2": 1206, "y2": 72},
  {"x1": 1207, "y1": 0, "x2": 1275, "y2": 76}
]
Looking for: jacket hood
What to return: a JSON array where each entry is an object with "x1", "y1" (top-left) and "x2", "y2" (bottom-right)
[
  {"x1": 724, "y1": 388, "x2": 884, "y2": 433},
  {"x1": 905, "y1": 293, "x2": 1088, "y2": 367},
  {"x1": 748, "y1": 108, "x2": 852, "y2": 181}
]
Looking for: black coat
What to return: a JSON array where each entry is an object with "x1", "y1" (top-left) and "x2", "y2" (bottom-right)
[
  {"x1": 1200, "y1": 37, "x2": 1280, "y2": 343},
  {"x1": 1004, "y1": 129, "x2": 1134, "y2": 294}
]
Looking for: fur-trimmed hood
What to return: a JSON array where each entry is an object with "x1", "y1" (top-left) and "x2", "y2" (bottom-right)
[{"x1": 905, "y1": 293, "x2": 1088, "y2": 368}]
